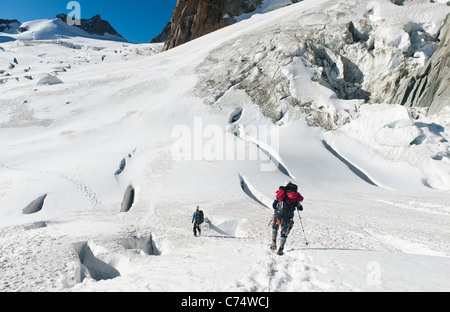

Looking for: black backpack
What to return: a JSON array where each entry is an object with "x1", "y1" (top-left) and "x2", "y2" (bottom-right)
[
  {"x1": 277, "y1": 201, "x2": 296, "y2": 219},
  {"x1": 277, "y1": 183, "x2": 299, "y2": 219},
  {"x1": 197, "y1": 210, "x2": 204, "y2": 224},
  {"x1": 283, "y1": 182, "x2": 298, "y2": 193}
]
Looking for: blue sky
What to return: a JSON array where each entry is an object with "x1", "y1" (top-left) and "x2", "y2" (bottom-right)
[{"x1": 0, "y1": 0, "x2": 177, "y2": 43}]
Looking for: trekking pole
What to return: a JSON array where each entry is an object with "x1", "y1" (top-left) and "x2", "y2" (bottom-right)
[{"x1": 297, "y1": 210, "x2": 309, "y2": 246}]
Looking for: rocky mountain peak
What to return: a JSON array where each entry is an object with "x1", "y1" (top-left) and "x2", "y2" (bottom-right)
[
  {"x1": 55, "y1": 13, "x2": 124, "y2": 39},
  {"x1": 0, "y1": 19, "x2": 20, "y2": 32}
]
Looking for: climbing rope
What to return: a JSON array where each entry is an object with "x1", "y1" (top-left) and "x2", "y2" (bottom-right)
[{"x1": 268, "y1": 225, "x2": 277, "y2": 292}]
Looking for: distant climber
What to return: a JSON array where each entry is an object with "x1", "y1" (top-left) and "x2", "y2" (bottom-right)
[
  {"x1": 270, "y1": 182, "x2": 304, "y2": 255},
  {"x1": 192, "y1": 206, "x2": 204, "y2": 237}
]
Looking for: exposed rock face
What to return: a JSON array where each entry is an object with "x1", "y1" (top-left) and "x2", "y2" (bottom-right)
[
  {"x1": 163, "y1": 0, "x2": 225, "y2": 51},
  {"x1": 150, "y1": 22, "x2": 172, "y2": 43},
  {"x1": 56, "y1": 14, "x2": 124, "y2": 39},
  {"x1": 163, "y1": 0, "x2": 298, "y2": 50},
  {"x1": 392, "y1": 14, "x2": 450, "y2": 115},
  {"x1": 0, "y1": 19, "x2": 20, "y2": 32}
]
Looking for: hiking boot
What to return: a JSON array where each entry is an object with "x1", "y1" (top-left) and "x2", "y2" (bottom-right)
[
  {"x1": 277, "y1": 248, "x2": 284, "y2": 256},
  {"x1": 270, "y1": 241, "x2": 277, "y2": 251}
]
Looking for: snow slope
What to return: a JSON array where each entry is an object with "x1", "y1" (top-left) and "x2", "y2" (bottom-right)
[
  {"x1": 0, "y1": 18, "x2": 126, "y2": 43},
  {"x1": 0, "y1": 0, "x2": 449, "y2": 292},
  {"x1": 234, "y1": 0, "x2": 296, "y2": 22}
]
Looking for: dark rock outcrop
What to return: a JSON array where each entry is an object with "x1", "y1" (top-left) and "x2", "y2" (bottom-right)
[
  {"x1": 150, "y1": 22, "x2": 172, "y2": 43},
  {"x1": 0, "y1": 19, "x2": 20, "y2": 32},
  {"x1": 163, "y1": 0, "x2": 225, "y2": 51},
  {"x1": 56, "y1": 14, "x2": 124, "y2": 39}
]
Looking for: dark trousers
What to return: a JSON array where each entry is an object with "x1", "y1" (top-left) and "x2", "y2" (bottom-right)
[
  {"x1": 272, "y1": 217, "x2": 293, "y2": 250},
  {"x1": 193, "y1": 222, "x2": 201, "y2": 236}
]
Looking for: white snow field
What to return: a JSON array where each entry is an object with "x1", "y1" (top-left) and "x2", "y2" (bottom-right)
[{"x1": 1, "y1": 0, "x2": 449, "y2": 292}]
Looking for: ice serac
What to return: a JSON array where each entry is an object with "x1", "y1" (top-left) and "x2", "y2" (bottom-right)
[
  {"x1": 163, "y1": 0, "x2": 299, "y2": 50},
  {"x1": 392, "y1": 14, "x2": 450, "y2": 115},
  {"x1": 194, "y1": 1, "x2": 450, "y2": 129}
]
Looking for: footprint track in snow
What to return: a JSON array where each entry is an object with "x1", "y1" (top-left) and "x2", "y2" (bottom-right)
[{"x1": 0, "y1": 164, "x2": 102, "y2": 206}]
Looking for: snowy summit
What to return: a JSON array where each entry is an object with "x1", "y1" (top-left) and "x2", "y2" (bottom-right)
[{"x1": 0, "y1": 0, "x2": 449, "y2": 293}]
